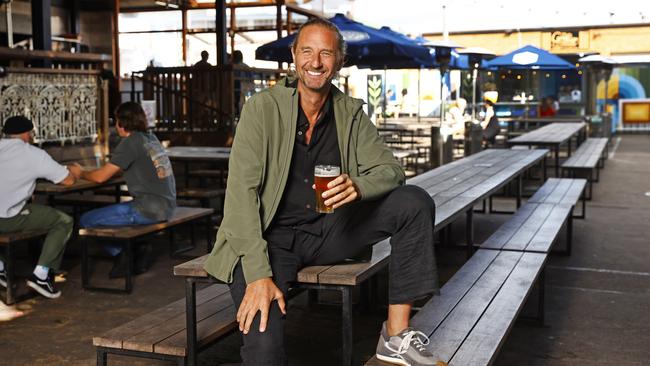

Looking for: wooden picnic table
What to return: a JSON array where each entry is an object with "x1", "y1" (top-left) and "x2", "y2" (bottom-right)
[
  {"x1": 166, "y1": 146, "x2": 231, "y2": 188},
  {"x1": 507, "y1": 122, "x2": 586, "y2": 177},
  {"x1": 501, "y1": 117, "x2": 584, "y2": 135},
  {"x1": 165, "y1": 146, "x2": 231, "y2": 163},
  {"x1": 35, "y1": 176, "x2": 126, "y2": 206},
  {"x1": 408, "y1": 148, "x2": 549, "y2": 257}
]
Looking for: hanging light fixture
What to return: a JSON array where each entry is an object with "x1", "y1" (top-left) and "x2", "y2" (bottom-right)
[{"x1": 155, "y1": 0, "x2": 179, "y2": 9}]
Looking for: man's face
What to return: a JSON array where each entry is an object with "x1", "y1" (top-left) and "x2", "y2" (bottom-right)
[{"x1": 292, "y1": 25, "x2": 342, "y2": 93}]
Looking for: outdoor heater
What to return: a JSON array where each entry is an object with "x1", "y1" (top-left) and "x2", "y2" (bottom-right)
[
  {"x1": 578, "y1": 54, "x2": 617, "y2": 114},
  {"x1": 423, "y1": 40, "x2": 461, "y2": 167},
  {"x1": 423, "y1": 40, "x2": 460, "y2": 126},
  {"x1": 457, "y1": 47, "x2": 496, "y2": 121}
]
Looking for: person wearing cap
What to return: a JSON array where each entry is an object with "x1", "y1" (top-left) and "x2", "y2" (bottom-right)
[{"x1": 0, "y1": 116, "x2": 82, "y2": 299}]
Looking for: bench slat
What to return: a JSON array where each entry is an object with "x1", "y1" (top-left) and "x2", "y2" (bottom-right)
[
  {"x1": 92, "y1": 284, "x2": 229, "y2": 349},
  {"x1": 505, "y1": 203, "x2": 555, "y2": 251},
  {"x1": 155, "y1": 298, "x2": 237, "y2": 356},
  {"x1": 526, "y1": 205, "x2": 572, "y2": 253},
  {"x1": 426, "y1": 251, "x2": 524, "y2": 362},
  {"x1": 411, "y1": 249, "x2": 499, "y2": 335},
  {"x1": 122, "y1": 289, "x2": 232, "y2": 354},
  {"x1": 0, "y1": 229, "x2": 48, "y2": 244},
  {"x1": 173, "y1": 254, "x2": 209, "y2": 277},
  {"x1": 449, "y1": 253, "x2": 546, "y2": 366},
  {"x1": 176, "y1": 188, "x2": 225, "y2": 199},
  {"x1": 481, "y1": 204, "x2": 538, "y2": 250},
  {"x1": 481, "y1": 203, "x2": 571, "y2": 253},
  {"x1": 316, "y1": 239, "x2": 391, "y2": 286},
  {"x1": 296, "y1": 265, "x2": 332, "y2": 284},
  {"x1": 79, "y1": 207, "x2": 213, "y2": 239},
  {"x1": 563, "y1": 138, "x2": 607, "y2": 168}
]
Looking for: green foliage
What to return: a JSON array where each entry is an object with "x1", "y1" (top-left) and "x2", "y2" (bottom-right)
[{"x1": 368, "y1": 76, "x2": 382, "y2": 108}]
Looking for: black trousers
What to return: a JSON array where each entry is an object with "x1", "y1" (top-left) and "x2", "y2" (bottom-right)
[{"x1": 229, "y1": 185, "x2": 438, "y2": 366}]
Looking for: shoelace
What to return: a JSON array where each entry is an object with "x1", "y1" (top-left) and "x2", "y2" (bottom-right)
[{"x1": 390, "y1": 330, "x2": 431, "y2": 355}]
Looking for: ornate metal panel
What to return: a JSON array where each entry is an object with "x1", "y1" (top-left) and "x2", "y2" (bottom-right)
[{"x1": 0, "y1": 71, "x2": 100, "y2": 144}]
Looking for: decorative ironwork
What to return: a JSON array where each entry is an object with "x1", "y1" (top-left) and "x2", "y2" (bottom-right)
[{"x1": 0, "y1": 71, "x2": 100, "y2": 144}]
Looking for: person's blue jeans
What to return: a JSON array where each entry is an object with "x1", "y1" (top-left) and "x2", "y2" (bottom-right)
[{"x1": 79, "y1": 202, "x2": 158, "y2": 256}]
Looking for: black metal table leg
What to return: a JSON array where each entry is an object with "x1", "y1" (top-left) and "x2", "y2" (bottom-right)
[
  {"x1": 566, "y1": 210, "x2": 573, "y2": 256},
  {"x1": 125, "y1": 240, "x2": 133, "y2": 293},
  {"x1": 5, "y1": 243, "x2": 15, "y2": 305},
  {"x1": 97, "y1": 348, "x2": 108, "y2": 366},
  {"x1": 466, "y1": 209, "x2": 474, "y2": 259},
  {"x1": 538, "y1": 267, "x2": 546, "y2": 326},
  {"x1": 516, "y1": 174, "x2": 522, "y2": 209},
  {"x1": 555, "y1": 145, "x2": 560, "y2": 177},
  {"x1": 341, "y1": 286, "x2": 353, "y2": 366},
  {"x1": 81, "y1": 237, "x2": 90, "y2": 289},
  {"x1": 186, "y1": 278, "x2": 197, "y2": 366}
]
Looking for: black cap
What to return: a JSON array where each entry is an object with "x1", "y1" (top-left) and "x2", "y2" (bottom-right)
[{"x1": 2, "y1": 116, "x2": 34, "y2": 134}]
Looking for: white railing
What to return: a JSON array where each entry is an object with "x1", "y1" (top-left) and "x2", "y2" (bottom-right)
[{"x1": 0, "y1": 68, "x2": 103, "y2": 144}]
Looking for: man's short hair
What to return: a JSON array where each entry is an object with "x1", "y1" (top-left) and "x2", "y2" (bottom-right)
[
  {"x1": 115, "y1": 102, "x2": 148, "y2": 132},
  {"x1": 291, "y1": 17, "x2": 347, "y2": 67}
]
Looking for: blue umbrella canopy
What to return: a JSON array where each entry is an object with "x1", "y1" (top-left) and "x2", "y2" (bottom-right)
[
  {"x1": 486, "y1": 45, "x2": 575, "y2": 70},
  {"x1": 255, "y1": 14, "x2": 432, "y2": 68}
]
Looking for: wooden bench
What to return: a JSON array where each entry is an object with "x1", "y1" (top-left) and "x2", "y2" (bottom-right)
[
  {"x1": 176, "y1": 188, "x2": 225, "y2": 212},
  {"x1": 561, "y1": 137, "x2": 608, "y2": 200},
  {"x1": 79, "y1": 206, "x2": 214, "y2": 293},
  {"x1": 527, "y1": 177, "x2": 588, "y2": 219},
  {"x1": 367, "y1": 180, "x2": 582, "y2": 365},
  {"x1": 173, "y1": 239, "x2": 391, "y2": 366},
  {"x1": 187, "y1": 169, "x2": 227, "y2": 187},
  {"x1": 366, "y1": 249, "x2": 547, "y2": 366},
  {"x1": 0, "y1": 229, "x2": 48, "y2": 305},
  {"x1": 94, "y1": 284, "x2": 236, "y2": 366}
]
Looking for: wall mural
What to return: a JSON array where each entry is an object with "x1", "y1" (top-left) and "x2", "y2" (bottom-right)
[{"x1": 0, "y1": 72, "x2": 99, "y2": 144}]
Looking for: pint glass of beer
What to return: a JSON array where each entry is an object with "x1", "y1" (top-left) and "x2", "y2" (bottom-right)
[{"x1": 314, "y1": 164, "x2": 340, "y2": 213}]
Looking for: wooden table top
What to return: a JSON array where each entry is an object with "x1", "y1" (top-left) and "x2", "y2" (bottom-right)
[
  {"x1": 35, "y1": 176, "x2": 125, "y2": 194},
  {"x1": 166, "y1": 146, "x2": 231, "y2": 162},
  {"x1": 507, "y1": 122, "x2": 585, "y2": 145},
  {"x1": 407, "y1": 148, "x2": 548, "y2": 230}
]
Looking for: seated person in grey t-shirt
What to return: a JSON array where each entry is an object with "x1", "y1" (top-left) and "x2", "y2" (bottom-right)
[{"x1": 76, "y1": 102, "x2": 176, "y2": 278}]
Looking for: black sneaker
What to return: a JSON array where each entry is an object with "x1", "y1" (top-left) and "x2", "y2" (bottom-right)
[
  {"x1": 0, "y1": 269, "x2": 6, "y2": 288},
  {"x1": 26, "y1": 273, "x2": 61, "y2": 299}
]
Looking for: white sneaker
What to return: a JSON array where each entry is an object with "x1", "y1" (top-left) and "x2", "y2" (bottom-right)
[{"x1": 375, "y1": 322, "x2": 446, "y2": 366}]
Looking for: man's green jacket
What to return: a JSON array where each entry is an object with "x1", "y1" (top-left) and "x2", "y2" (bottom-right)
[{"x1": 203, "y1": 77, "x2": 405, "y2": 284}]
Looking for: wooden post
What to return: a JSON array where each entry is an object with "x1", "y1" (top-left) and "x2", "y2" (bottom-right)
[
  {"x1": 112, "y1": 0, "x2": 121, "y2": 100},
  {"x1": 101, "y1": 79, "x2": 110, "y2": 157},
  {"x1": 182, "y1": 8, "x2": 187, "y2": 65},
  {"x1": 31, "y1": 0, "x2": 52, "y2": 67},
  {"x1": 230, "y1": 6, "x2": 236, "y2": 57},
  {"x1": 215, "y1": 0, "x2": 227, "y2": 66}
]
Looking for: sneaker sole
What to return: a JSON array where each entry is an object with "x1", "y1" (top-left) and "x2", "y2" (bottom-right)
[
  {"x1": 376, "y1": 354, "x2": 409, "y2": 366},
  {"x1": 26, "y1": 280, "x2": 61, "y2": 299}
]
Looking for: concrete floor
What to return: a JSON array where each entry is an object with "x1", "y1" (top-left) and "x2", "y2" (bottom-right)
[{"x1": 1, "y1": 134, "x2": 649, "y2": 366}]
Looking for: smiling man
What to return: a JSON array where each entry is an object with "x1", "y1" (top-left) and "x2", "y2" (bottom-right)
[{"x1": 204, "y1": 18, "x2": 444, "y2": 366}]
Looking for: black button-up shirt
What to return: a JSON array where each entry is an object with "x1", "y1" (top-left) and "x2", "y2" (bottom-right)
[{"x1": 266, "y1": 91, "x2": 341, "y2": 242}]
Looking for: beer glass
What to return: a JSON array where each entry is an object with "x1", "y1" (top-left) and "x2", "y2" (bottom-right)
[{"x1": 314, "y1": 164, "x2": 340, "y2": 213}]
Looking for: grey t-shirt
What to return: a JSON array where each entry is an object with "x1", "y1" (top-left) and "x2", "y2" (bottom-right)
[{"x1": 111, "y1": 132, "x2": 176, "y2": 221}]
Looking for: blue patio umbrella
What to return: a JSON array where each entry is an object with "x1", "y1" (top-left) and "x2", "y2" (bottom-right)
[
  {"x1": 486, "y1": 45, "x2": 575, "y2": 70},
  {"x1": 255, "y1": 14, "x2": 432, "y2": 68}
]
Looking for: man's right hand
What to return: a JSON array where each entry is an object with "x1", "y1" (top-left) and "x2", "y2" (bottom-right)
[
  {"x1": 236, "y1": 277, "x2": 286, "y2": 334},
  {"x1": 67, "y1": 163, "x2": 82, "y2": 179}
]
